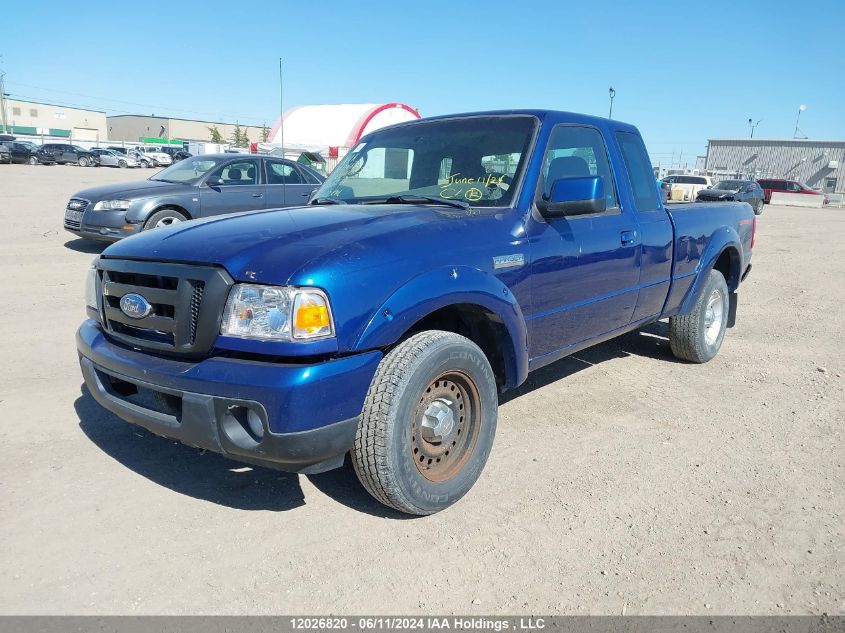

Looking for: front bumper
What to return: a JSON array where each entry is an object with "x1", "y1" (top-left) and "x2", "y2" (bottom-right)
[
  {"x1": 77, "y1": 319, "x2": 382, "y2": 473},
  {"x1": 64, "y1": 208, "x2": 142, "y2": 242}
]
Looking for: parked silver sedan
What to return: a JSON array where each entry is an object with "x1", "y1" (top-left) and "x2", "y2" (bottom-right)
[{"x1": 89, "y1": 148, "x2": 139, "y2": 168}]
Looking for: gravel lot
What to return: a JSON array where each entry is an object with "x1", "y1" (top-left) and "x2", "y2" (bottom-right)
[{"x1": 0, "y1": 164, "x2": 842, "y2": 615}]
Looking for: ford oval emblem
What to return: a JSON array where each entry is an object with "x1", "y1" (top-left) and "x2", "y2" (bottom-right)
[{"x1": 119, "y1": 293, "x2": 152, "y2": 319}]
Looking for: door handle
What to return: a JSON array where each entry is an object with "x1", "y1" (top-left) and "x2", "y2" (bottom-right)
[
  {"x1": 300, "y1": 192, "x2": 309, "y2": 197},
  {"x1": 251, "y1": 193, "x2": 263, "y2": 198},
  {"x1": 621, "y1": 230, "x2": 638, "y2": 245}
]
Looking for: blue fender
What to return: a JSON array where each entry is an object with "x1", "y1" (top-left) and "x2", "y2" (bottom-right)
[
  {"x1": 678, "y1": 227, "x2": 742, "y2": 315},
  {"x1": 353, "y1": 266, "x2": 529, "y2": 388}
]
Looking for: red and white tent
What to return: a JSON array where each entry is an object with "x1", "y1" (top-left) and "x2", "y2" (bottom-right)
[{"x1": 267, "y1": 103, "x2": 420, "y2": 150}]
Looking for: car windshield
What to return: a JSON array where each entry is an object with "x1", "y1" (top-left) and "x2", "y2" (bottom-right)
[
  {"x1": 149, "y1": 156, "x2": 226, "y2": 183},
  {"x1": 314, "y1": 116, "x2": 537, "y2": 208},
  {"x1": 715, "y1": 181, "x2": 743, "y2": 191}
]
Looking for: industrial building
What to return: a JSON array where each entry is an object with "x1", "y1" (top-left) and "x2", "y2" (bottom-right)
[
  {"x1": 705, "y1": 138, "x2": 844, "y2": 194},
  {"x1": 0, "y1": 98, "x2": 108, "y2": 141},
  {"x1": 106, "y1": 115, "x2": 266, "y2": 145}
]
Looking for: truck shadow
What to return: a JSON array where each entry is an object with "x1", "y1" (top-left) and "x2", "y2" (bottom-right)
[
  {"x1": 73, "y1": 322, "x2": 681, "y2": 518},
  {"x1": 74, "y1": 386, "x2": 410, "y2": 518},
  {"x1": 74, "y1": 386, "x2": 307, "y2": 512},
  {"x1": 500, "y1": 321, "x2": 682, "y2": 403},
  {"x1": 64, "y1": 238, "x2": 108, "y2": 254}
]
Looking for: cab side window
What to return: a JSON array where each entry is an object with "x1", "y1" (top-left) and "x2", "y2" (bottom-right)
[
  {"x1": 212, "y1": 160, "x2": 260, "y2": 185},
  {"x1": 616, "y1": 131, "x2": 661, "y2": 212},
  {"x1": 540, "y1": 125, "x2": 618, "y2": 211}
]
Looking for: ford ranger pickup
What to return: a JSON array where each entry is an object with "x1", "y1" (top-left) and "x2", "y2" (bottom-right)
[{"x1": 76, "y1": 110, "x2": 755, "y2": 515}]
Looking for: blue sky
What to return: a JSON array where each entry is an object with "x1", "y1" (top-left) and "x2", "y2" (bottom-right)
[{"x1": 2, "y1": 0, "x2": 843, "y2": 165}]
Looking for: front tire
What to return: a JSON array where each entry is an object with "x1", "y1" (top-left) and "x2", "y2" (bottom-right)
[
  {"x1": 669, "y1": 269, "x2": 729, "y2": 363},
  {"x1": 77, "y1": 156, "x2": 89, "y2": 167},
  {"x1": 352, "y1": 331, "x2": 498, "y2": 515},
  {"x1": 118, "y1": 160, "x2": 127, "y2": 168},
  {"x1": 753, "y1": 199, "x2": 763, "y2": 215},
  {"x1": 28, "y1": 156, "x2": 38, "y2": 165},
  {"x1": 144, "y1": 209, "x2": 187, "y2": 230}
]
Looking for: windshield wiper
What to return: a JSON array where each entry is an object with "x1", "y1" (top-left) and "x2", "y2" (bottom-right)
[
  {"x1": 371, "y1": 195, "x2": 470, "y2": 210},
  {"x1": 309, "y1": 196, "x2": 345, "y2": 205},
  {"x1": 150, "y1": 177, "x2": 181, "y2": 184}
]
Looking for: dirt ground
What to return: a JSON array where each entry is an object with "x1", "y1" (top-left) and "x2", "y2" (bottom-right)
[{"x1": 0, "y1": 164, "x2": 842, "y2": 615}]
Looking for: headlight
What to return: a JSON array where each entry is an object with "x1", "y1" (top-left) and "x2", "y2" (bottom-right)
[
  {"x1": 85, "y1": 265, "x2": 99, "y2": 311},
  {"x1": 93, "y1": 199, "x2": 131, "y2": 211},
  {"x1": 221, "y1": 284, "x2": 334, "y2": 341}
]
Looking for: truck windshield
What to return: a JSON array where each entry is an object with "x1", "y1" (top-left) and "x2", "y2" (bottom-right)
[
  {"x1": 150, "y1": 156, "x2": 225, "y2": 183},
  {"x1": 314, "y1": 116, "x2": 537, "y2": 207}
]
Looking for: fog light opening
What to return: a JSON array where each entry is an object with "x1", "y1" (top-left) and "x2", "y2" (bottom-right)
[{"x1": 221, "y1": 404, "x2": 265, "y2": 448}]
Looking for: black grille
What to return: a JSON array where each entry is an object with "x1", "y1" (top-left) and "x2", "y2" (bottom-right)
[
  {"x1": 67, "y1": 198, "x2": 90, "y2": 212},
  {"x1": 97, "y1": 259, "x2": 232, "y2": 356},
  {"x1": 189, "y1": 281, "x2": 205, "y2": 343},
  {"x1": 64, "y1": 197, "x2": 89, "y2": 230}
]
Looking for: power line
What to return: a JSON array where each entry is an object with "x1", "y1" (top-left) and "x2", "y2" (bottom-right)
[{"x1": 6, "y1": 81, "x2": 269, "y2": 125}]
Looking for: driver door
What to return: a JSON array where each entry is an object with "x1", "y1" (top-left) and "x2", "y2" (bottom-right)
[{"x1": 199, "y1": 159, "x2": 265, "y2": 217}]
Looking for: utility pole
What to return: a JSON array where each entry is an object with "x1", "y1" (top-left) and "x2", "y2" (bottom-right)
[
  {"x1": 0, "y1": 59, "x2": 8, "y2": 134},
  {"x1": 608, "y1": 86, "x2": 615, "y2": 119},
  {"x1": 278, "y1": 58, "x2": 285, "y2": 157}
]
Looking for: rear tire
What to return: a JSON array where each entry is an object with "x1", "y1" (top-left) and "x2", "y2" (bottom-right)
[
  {"x1": 144, "y1": 209, "x2": 187, "y2": 230},
  {"x1": 352, "y1": 331, "x2": 498, "y2": 515},
  {"x1": 669, "y1": 269, "x2": 729, "y2": 363}
]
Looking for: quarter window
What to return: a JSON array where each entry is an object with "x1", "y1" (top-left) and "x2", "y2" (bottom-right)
[
  {"x1": 616, "y1": 131, "x2": 660, "y2": 211},
  {"x1": 267, "y1": 162, "x2": 303, "y2": 184}
]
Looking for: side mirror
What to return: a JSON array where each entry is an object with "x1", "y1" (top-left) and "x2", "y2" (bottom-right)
[
  {"x1": 204, "y1": 178, "x2": 224, "y2": 187},
  {"x1": 542, "y1": 176, "x2": 606, "y2": 217}
]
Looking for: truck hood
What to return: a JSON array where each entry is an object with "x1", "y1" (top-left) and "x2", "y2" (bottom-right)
[
  {"x1": 101, "y1": 204, "x2": 489, "y2": 285},
  {"x1": 74, "y1": 179, "x2": 189, "y2": 201}
]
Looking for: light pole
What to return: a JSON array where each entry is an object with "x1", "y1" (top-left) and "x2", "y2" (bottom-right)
[
  {"x1": 608, "y1": 87, "x2": 616, "y2": 119},
  {"x1": 278, "y1": 58, "x2": 285, "y2": 157},
  {"x1": 748, "y1": 118, "x2": 761, "y2": 138},
  {"x1": 793, "y1": 104, "x2": 806, "y2": 139}
]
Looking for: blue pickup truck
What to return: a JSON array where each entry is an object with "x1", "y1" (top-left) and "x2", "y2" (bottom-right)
[{"x1": 77, "y1": 110, "x2": 754, "y2": 515}]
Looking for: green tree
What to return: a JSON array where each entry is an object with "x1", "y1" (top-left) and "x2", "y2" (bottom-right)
[
  {"x1": 241, "y1": 129, "x2": 250, "y2": 147},
  {"x1": 260, "y1": 123, "x2": 269, "y2": 143},
  {"x1": 230, "y1": 123, "x2": 243, "y2": 147},
  {"x1": 208, "y1": 126, "x2": 224, "y2": 143}
]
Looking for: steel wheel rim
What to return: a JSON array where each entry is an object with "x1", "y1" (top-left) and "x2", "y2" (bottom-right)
[
  {"x1": 703, "y1": 288, "x2": 725, "y2": 345},
  {"x1": 410, "y1": 371, "x2": 482, "y2": 482},
  {"x1": 154, "y1": 216, "x2": 182, "y2": 228}
]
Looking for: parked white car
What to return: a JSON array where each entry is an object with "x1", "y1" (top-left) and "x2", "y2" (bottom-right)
[
  {"x1": 662, "y1": 174, "x2": 714, "y2": 202},
  {"x1": 134, "y1": 147, "x2": 173, "y2": 168}
]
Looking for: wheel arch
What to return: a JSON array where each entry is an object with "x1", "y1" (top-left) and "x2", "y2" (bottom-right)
[
  {"x1": 678, "y1": 237, "x2": 742, "y2": 316},
  {"x1": 352, "y1": 266, "x2": 528, "y2": 389},
  {"x1": 144, "y1": 203, "x2": 193, "y2": 222}
]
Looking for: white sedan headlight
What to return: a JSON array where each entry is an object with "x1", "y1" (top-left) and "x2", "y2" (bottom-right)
[
  {"x1": 93, "y1": 199, "x2": 131, "y2": 211},
  {"x1": 221, "y1": 284, "x2": 334, "y2": 341}
]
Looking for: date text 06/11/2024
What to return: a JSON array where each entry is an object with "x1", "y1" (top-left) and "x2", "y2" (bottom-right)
[{"x1": 289, "y1": 617, "x2": 547, "y2": 631}]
